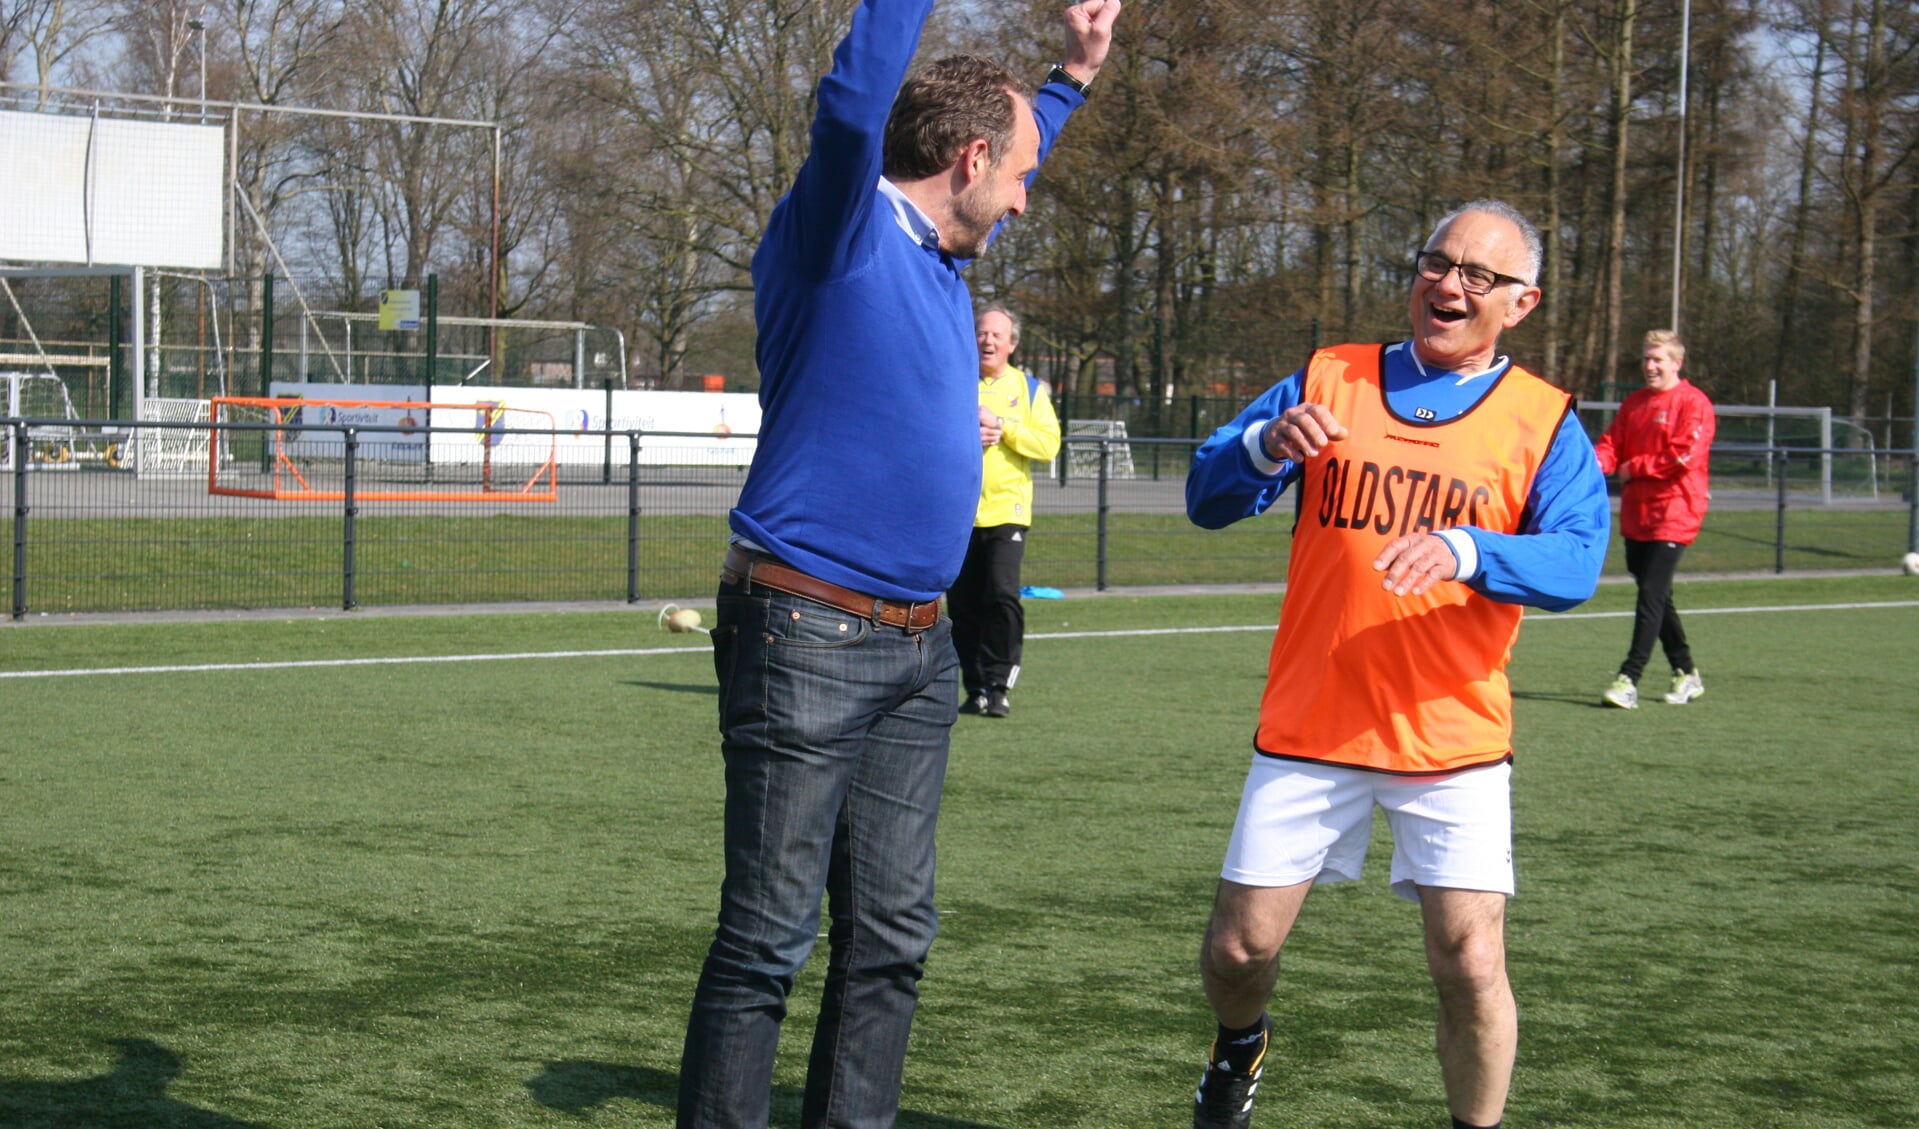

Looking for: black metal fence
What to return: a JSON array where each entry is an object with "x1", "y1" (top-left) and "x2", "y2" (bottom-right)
[{"x1": 4, "y1": 416, "x2": 1915, "y2": 619}]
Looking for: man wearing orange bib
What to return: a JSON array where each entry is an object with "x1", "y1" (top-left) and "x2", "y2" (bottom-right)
[{"x1": 1184, "y1": 201, "x2": 1610, "y2": 1129}]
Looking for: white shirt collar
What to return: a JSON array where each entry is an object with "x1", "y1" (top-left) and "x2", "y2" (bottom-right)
[
  {"x1": 1396, "y1": 340, "x2": 1510, "y2": 386},
  {"x1": 877, "y1": 177, "x2": 941, "y2": 251}
]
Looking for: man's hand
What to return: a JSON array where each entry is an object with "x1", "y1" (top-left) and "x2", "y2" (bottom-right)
[
  {"x1": 1061, "y1": 0, "x2": 1121, "y2": 84},
  {"x1": 978, "y1": 404, "x2": 1004, "y2": 449},
  {"x1": 1373, "y1": 533, "x2": 1458, "y2": 597},
  {"x1": 1259, "y1": 403, "x2": 1349, "y2": 463}
]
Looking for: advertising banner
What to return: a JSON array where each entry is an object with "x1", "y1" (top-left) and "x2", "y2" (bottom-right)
[
  {"x1": 265, "y1": 383, "x2": 760, "y2": 467},
  {"x1": 428, "y1": 386, "x2": 760, "y2": 467},
  {"x1": 270, "y1": 381, "x2": 430, "y2": 461}
]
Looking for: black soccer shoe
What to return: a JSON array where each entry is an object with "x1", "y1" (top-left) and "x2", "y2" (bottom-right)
[
  {"x1": 959, "y1": 691, "x2": 988, "y2": 716},
  {"x1": 986, "y1": 689, "x2": 1011, "y2": 718},
  {"x1": 1193, "y1": 1015, "x2": 1270, "y2": 1129}
]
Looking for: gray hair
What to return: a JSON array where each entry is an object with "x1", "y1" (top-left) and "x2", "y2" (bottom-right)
[
  {"x1": 978, "y1": 304, "x2": 1021, "y2": 346},
  {"x1": 1429, "y1": 199, "x2": 1543, "y2": 287}
]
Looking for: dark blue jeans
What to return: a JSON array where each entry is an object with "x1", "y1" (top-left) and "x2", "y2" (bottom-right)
[{"x1": 678, "y1": 579, "x2": 958, "y2": 1129}]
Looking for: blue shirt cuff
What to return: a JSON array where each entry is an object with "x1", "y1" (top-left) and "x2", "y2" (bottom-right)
[
  {"x1": 1435, "y1": 527, "x2": 1479, "y2": 581},
  {"x1": 1239, "y1": 419, "x2": 1287, "y2": 475}
]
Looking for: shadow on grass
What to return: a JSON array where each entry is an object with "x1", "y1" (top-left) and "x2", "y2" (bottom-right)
[
  {"x1": 525, "y1": 1060, "x2": 1007, "y2": 1128},
  {"x1": 620, "y1": 679, "x2": 719, "y2": 696},
  {"x1": 1511, "y1": 688, "x2": 1614, "y2": 708},
  {"x1": 0, "y1": 1038, "x2": 268, "y2": 1128}
]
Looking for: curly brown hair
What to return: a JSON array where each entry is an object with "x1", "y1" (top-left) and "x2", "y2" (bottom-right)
[{"x1": 882, "y1": 55, "x2": 1035, "y2": 181}]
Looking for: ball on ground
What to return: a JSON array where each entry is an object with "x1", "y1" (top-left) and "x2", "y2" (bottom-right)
[
  {"x1": 667, "y1": 607, "x2": 704, "y2": 632},
  {"x1": 1901, "y1": 551, "x2": 1919, "y2": 577}
]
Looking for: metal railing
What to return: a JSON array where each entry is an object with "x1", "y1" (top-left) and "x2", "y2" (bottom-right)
[{"x1": 4, "y1": 418, "x2": 1916, "y2": 619}]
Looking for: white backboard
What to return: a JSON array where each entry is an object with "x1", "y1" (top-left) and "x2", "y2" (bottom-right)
[{"x1": 0, "y1": 110, "x2": 224, "y2": 269}]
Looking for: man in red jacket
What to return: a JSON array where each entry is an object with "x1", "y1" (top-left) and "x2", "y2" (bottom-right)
[{"x1": 1595, "y1": 329, "x2": 1716, "y2": 708}]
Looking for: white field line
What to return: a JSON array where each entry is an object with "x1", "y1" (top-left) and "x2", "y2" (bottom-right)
[
  {"x1": 2, "y1": 600, "x2": 1916, "y2": 680},
  {"x1": 1026, "y1": 598, "x2": 1919, "y2": 640},
  {"x1": 0, "y1": 646, "x2": 699, "y2": 680}
]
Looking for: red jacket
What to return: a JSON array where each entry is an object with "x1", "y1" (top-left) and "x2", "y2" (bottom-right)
[{"x1": 1594, "y1": 380, "x2": 1716, "y2": 543}]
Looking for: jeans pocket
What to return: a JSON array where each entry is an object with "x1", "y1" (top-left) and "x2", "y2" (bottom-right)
[
  {"x1": 762, "y1": 600, "x2": 872, "y2": 650},
  {"x1": 710, "y1": 622, "x2": 740, "y2": 736}
]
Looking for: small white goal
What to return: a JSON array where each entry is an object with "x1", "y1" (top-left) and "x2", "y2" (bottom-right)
[
  {"x1": 136, "y1": 397, "x2": 213, "y2": 475},
  {"x1": 1057, "y1": 419, "x2": 1136, "y2": 480}
]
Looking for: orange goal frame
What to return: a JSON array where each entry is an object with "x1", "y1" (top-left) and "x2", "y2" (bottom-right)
[{"x1": 208, "y1": 396, "x2": 559, "y2": 502}]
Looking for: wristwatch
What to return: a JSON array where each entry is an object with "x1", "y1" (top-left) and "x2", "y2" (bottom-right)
[{"x1": 1046, "y1": 64, "x2": 1089, "y2": 96}]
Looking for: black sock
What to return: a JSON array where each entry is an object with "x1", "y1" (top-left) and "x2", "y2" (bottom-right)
[
  {"x1": 1453, "y1": 1118, "x2": 1500, "y2": 1129},
  {"x1": 1211, "y1": 1016, "x2": 1267, "y2": 1072}
]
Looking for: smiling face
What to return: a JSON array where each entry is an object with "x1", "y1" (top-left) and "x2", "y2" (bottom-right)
[
  {"x1": 1642, "y1": 343, "x2": 1684, "y2": 391},
  {"x1": 977, "y1": 310, "x2": 1017, "y2": 377},
  {"x1": 944, "y1": 93, "x2": 1040, "y2": 260},
  {"x1": 1408, "y1": 210, "x2": 1542, "y2": 374}
]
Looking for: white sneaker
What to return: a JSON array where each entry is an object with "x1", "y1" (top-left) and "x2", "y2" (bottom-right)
[
  {"x1": 1663, "y1": 669, "x2": 1704, "y2": 705},
  {"x1": 1603, "y1": 674, "x2": 1638, "y2": 709}
]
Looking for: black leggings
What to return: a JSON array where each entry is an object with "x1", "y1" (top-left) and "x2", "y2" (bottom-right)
[{"x1": 1619, "y1": 538, "x2": 1693, "y2": 682}]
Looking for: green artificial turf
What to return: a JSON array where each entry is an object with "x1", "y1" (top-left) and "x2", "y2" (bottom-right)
[{"x1": 1, "y1": 575, "x2": 1915, "y2": 1126}]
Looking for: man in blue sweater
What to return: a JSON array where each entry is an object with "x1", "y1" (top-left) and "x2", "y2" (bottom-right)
[{"x1": 678, "y1": 3, "x2": 1121, "y2": 1127}]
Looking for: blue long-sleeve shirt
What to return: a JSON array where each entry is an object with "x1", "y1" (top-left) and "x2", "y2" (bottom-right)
[
  {"x1": 730, "y1": 0, "x2": 1085, "y2": 602},
  {"x1": 1186, "y1": 342, "x2": 1610, "y2": 611}
]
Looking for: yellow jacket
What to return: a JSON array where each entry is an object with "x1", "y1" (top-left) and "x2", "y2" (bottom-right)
[{"x1": 976, "y1": 364, "x2": 1062, "y2": 527}]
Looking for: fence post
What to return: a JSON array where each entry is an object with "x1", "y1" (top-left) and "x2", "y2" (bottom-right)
[
  {"x1": 626, "y1": 431, "x2": 642, "y2": 603},
  {"x1": 603, "y1": 378, "x2": 615, "y2": 486},
  {"x1": 1775, "y1": 448, "x2": 1787, "y2": 575},
  {"x1": 1096, "y1": 438, "x2": 1110, "y2": 591},
  {"x1": 1909, "y1": 443, "x2": 1918, "y2": 555},
  {"x1": 108, "y1": 275, "x2": 124, "y2": 419},
  {"x1": 11, "y1": 424, "x2": 27, "y2": 620},
  {"x1": 259, "y1": 271, "x2": 275, "y2": 395},
  {"x1": 342, "y1": 427, "x2": 359, "y2": 610},
  {"x1": 422, "y1": 273, "x2": 439, "y2": 386},
  {"x1": 1910, "y1": 316, "x2": 1918, "y2": 553}
]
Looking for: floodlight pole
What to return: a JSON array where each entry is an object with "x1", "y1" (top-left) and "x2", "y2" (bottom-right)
[
  {"x1": 490, "y1": 126, "x2": 502, "y2": 362},
  {"x1": 1669, "y1": 0, "x2": 1691, "y2": 331},
  {"x1": 189, "y1": 16, "x2": 206, "y2": 122}
]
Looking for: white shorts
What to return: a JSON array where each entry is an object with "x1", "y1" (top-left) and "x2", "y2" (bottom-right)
[{"x1": 1220, "y1": 756, "x2": 1514, "y2": 903}]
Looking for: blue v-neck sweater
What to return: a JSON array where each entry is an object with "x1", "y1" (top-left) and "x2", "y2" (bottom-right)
[{"x1": 730, "y1": 0, "x2": 1084, "y2": 602}]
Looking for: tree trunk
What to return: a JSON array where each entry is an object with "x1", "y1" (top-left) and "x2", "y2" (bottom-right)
[
  {"x1": 1601, "y1": 0, "x2": 1637, "y2": 401},
  {"x1": 1774, "y1": 0, "x2": 1828, "y2": 399},
  {"x1": 1544, "y1": 4, "x2": 1567, "y2": 382},
  {"x1": 1846, "y1": 0, "x2": 1886, "y2": 427}
]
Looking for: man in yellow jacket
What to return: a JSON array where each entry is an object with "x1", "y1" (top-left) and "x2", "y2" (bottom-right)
[{"x1": 950, "y1": 305, "x2": 1062, "y2": 718}]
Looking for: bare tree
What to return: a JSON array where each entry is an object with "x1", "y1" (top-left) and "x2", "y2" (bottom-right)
[
  {"x1": 5, "y1": 0, "x2": 116, "y2": 94},
  {"x1": 559, "y1": 0, "x2": 858, "y2": 384}
]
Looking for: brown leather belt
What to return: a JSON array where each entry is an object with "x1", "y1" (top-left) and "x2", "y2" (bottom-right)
[{"x1": 723, "y1": 545, "x2": 941, "y2": 632}]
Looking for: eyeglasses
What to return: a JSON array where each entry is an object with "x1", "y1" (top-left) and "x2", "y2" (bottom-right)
[{"x1": 1413, "y1": 250, "x2": 1532, "y2": 296}]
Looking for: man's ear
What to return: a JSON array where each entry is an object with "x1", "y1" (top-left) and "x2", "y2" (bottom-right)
[
  {"x1": 959, "y1": 137, "x2": 993, "y2": 185},
  {"x1": 1503, "y1": 285, "x2": 1542, "y2": 329}
]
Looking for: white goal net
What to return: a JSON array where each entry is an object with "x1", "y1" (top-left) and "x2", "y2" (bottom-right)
[
  {"x1": 1057, "y1": 419, "x2": 1137, "y2": 480},
  {"x1": 137, "y1": 397, "x2": 213, "y2": 475}
]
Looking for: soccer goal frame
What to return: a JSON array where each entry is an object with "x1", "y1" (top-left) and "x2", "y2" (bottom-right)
[{"x1": 208, "y1": 396, "x2": 558, "y2": 502}]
